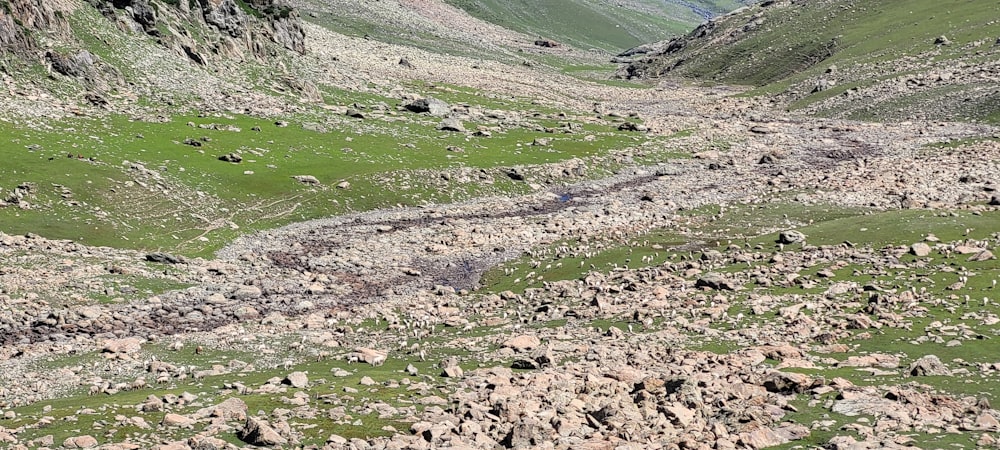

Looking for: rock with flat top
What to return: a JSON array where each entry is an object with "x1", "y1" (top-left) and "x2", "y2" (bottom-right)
[{"x1": 503, "y1": 335, "x2": 541, "y2": 351}]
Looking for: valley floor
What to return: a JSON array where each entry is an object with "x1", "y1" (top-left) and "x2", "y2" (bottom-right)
[{"x1": 1, "y1": 3, "x2": 1000, "y2": 447}]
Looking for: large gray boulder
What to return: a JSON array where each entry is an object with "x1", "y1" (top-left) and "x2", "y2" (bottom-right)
[{"x1": 406, "y1": 97, "x2": 450, "y2": 116}]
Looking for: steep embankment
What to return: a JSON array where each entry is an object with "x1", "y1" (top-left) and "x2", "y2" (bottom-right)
[{"x1": 621, "y1": 0, "x2": 1000, "y2": 122}]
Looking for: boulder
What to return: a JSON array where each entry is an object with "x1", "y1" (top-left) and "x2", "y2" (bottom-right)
[
  {"x1": 193, "y1": 397, "x2": 248, "y2": 422},
  {"x1": 283, "y1": 371, "x2": 308, "y2": 388},
  {"x1": 231, "y1": 285, "x2": 262, "y2": 300},
  {"x1": 62, "y1": 435, "x2": 99, "y2": 449},
  {"x1": 910, "y1": 242, "x2": 931, "y2": 257},
  {"x1": 438, "y1": 118, "x2": 466, "y2": 132},
  {"x1": 146, "y1": 252, "x2": 185, "y2": 264},
  {"x1": 762, "y1": 370, "x2": 814, "y2": 393},
  {"x1": 351, "y1": 347, "x2": 387, "y2": 366},
  {"x1": 292, "y1": 175, "x2": 320, "y2": 185},
  {"x1": 664, "y1": 404, "x2": 695, "y2": 427},
  {"x1": 219, "y1": 153, "x2": 243, "y2": 163},
  {"x1": 778, "y1": 230, "x2": 806, "y2": 244},
  {"x1": 237, "y1": 417, "x2": 287, "y2": 447},
  {"x1": 503, "y1": 335, "x2": 541, "y2": 351},
  {"x1": 161, "y1": 413, "x2": 196, "y2": 427},
  {"x1": 908, "y1": 354, "x2": 951, "y2": 376},
  {"x1": 405, "y1": 97, "x2": 450, "y2": 116},
  {"x1": 969, "y1": 250, "x2": 995, "y2": 262},
  {"x1": 695, "y1": 273, "x2": 741, "y2": 291},
  {"x1": 102, "y1": 337, "x2": 144, "y2": 354}
]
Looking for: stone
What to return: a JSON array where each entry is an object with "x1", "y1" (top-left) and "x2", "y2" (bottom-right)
[
  {"x1": 503, "y1": 335, "x2": 541, "y2": 351},
  {"x1": 231, "y1": 285, "x2": 262, "y2": 300},
  {"x1": 778, "y1": 230, "x2": 806, "y2": 244},
  {"x1": 218, "y1": 153, "x2": 243, "y2": 163},
  {"x1": 102, "y1": 337, "x2": 143, "y2": 354},
  {"x1": 161, "y1": 413, "x2": 196, "y2": 427},
  {"x1": 618, "y1": 121, "x2": 647, "y2": 132},
  {"x1": 62, "y1": 435, "x2": 99, "y2": 448},
  {"x1": 762, "y1": 370, "x2": 814, "y2": 393},
  {"x1": 511, "y1": 358, "x2": 540, "y2": 370},
  {"x1": 506, "y1": 169, "x2": 526, "y2": 181},
  {"x1": 739, "y1": 427, "x2": 786, "y2": 449},
  {"x1": 292, "y1": 175, "x2": 320, "y2": 184},
  {"x1": 237, "y1": 417, "x2": 287, "y2": 447},
  {"x1": 327, "y1": 434, "x2": 349, "y2": 445},
  {"x1": 969, "y1": 250, "x2": 995, "y2": 262},
  {"x1": 438, "y1": 118, "x2": 466, "y2": 132},
  {"x1": 910, "y1": 242, "x2": 931, "y2": 257},
  {"x1": 976, "y1": 412, "x2": 1000, "y2": 431},
  {"x1": 664, "y1": 404, "x2": 695, "y2": 427},
  {"x1": 187, "y1": 435, "x2": 231, "y2": 450},
  {"x1": 351, "y1": 347, "x2": 387, "y2": 366},
  {"x1": 908, "y1": 354, "x2": 951, "y2": 376},
  {"x1": 405, "y1": 97, "x2": 450, "y2": 116},
  {"x1": 283, "y1": 371, "x2": 308, "y2": 388},
  {"x1": 193, "y1": 397, "x2": 248, "y2": 422},
  {"x1": 145, "y1": 252, "x2": 185, "y2": 264},
  {"x1": 695, "y1": 273, "x2": 740, "y2": 291}
]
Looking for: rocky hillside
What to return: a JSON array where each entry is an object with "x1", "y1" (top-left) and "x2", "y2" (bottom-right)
[
  {"x1": 620, "y1": 0, "x2": 1000, "y2": 122},
  {"x1": 0, "y1": 0, "x2": 306, "y2": 116},
  {"x1": 1, "y1": 0, "x2": 304, "y2": 61}
]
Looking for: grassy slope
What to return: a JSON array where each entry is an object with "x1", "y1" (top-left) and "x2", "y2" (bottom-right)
[
  {"x1": 444, "y1": 0, "x2": 746, "y2": 52},
  {"x1": 629, "y1": 0, "x2": 1000, "y2": 122}
]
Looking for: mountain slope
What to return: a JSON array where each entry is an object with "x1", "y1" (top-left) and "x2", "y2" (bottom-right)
[
  {"x1": 621, "y1": 0, "x2": 1000, "y2": 122},
  {"x1": 443, "y1": 0, "x2": 750, "y2": 52}
]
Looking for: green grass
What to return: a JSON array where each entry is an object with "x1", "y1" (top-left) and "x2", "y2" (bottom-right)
[
  {"x1": 753, "y1": 209, "x2": 1000, "y2": 248},
  {"x1": 0, "y1": 103, "x2": 654, "y2": 256}
]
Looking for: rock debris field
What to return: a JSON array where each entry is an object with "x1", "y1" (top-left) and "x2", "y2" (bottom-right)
[{"x1": 1, "y1": 1, "x2": 1000, "y2": 448}]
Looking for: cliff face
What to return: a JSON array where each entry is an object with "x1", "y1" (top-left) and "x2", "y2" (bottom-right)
[
  {"x1": 0, "y1": 0, "x2": 70, "y2": 56},
  {"x1": 88, "y1": 0, "x2": 306, "y2": 62}
]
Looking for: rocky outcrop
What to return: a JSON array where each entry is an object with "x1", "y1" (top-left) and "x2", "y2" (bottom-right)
[
  {"x1": 83, "y1": 0, "x2": 306, "y2": 64},
  {"x1": 0, "y1": 0, "x2": 69, "y2": 56}
]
